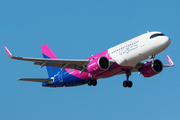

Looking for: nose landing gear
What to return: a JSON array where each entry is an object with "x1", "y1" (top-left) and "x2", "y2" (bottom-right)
[
  {"x1": 149, "y1": 54, "x2": 156, "y2": 67},
  {"x1": 149, "y1": 55, "x2": 155, "y2": 59}
]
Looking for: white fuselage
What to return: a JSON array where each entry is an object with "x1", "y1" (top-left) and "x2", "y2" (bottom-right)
[{"x1": 108, "y1": 31, "x2": 171, "y2": 66}]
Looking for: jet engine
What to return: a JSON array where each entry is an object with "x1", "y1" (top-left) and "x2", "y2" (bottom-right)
[
  {"x1": 87, "y1": 56, "x2": 110, "y2": 75},
  {"x1": 141, "y1": 59, "x2": 163, "y2": 77}
]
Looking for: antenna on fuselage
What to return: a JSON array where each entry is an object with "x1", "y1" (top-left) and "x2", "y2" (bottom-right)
[{"x1": 147, "y1": 30, "x2": 150, "y2": 33}]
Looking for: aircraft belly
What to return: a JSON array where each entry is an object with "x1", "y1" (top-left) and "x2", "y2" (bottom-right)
[
  {"x1": 93, "y1": 63, "x2": 132, "y2": 79},
  {"x1": 114, "y1": 55, "x2": 128, "y2": 66},
  {"x1": 43, "y1": 69, "x2": 88, "y2": 87},
  {"x1": 123, "y1": 49, "x2": 140, "y2": 66},
  {"x1": 61, "y1": 71, "x2": 88, "y2": 86}
]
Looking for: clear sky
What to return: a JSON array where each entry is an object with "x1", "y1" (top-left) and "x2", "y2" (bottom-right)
[{"x1": 1, "y1": 0, "x2": 179, "y2": 120}]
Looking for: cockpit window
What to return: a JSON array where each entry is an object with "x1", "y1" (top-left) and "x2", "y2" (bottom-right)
[{"x1": 150, "y1": 33, "x2": 165, "y2": 39}]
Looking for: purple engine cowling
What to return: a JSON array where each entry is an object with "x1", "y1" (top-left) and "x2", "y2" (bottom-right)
[
  {"x1": 141, "y1": 59, "x2": 163, "y2": 77},
  {"x1": 87, "y1": 56, "x2": 110, "y2": 75}
]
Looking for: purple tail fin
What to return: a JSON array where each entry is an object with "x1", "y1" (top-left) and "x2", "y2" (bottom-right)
[{"x1": 41, "y1": 44, "x2": 61, "y2": 78}]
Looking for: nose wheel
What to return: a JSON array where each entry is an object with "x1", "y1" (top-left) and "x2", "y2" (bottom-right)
[{"x1": 123, "y1": 70, "x2": 133, "y2": 88}]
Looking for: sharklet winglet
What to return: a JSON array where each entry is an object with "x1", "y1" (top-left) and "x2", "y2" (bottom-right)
[
  {"x1": 166, "y1": 55, "x2": 174, "y2": 66},
  {"x1": 4, "y1": 46, "x2": 12, "y2": 58}
]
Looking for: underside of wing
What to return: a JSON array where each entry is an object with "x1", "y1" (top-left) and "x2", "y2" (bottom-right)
[
  {"x1": 131, "y1": 55, "x2": 174, "y2": 73},
  {"x1": 7, "y1": 55, "x2": 115, "y2": 73},
  {"x1": 33, "y1": 59, "x2": 90, "y2": 72},
  {"x1": 8, "y1": 54, "x2": 91, "y2": 72},
  {"x1": 4, "y1": 46, "x2": 115, "y2": 73}
]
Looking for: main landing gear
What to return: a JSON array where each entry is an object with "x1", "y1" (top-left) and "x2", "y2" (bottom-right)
[
  {"x1": 88, "y1": 75, "x2": 97, "y2": 86},
  {"x1": 122, "y1": 55, "x2": 156, "y2": 88},
  {"x1": 123, "y1": 70, "x2": 133, "y2": 88},
  {"x1": 88, "y1": 79, "x2": 97, "y2": 86}
]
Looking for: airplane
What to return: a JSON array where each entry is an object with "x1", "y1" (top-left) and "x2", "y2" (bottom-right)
[{"x1": 4, "y1": 31, "x2": 174, "y2": 88}]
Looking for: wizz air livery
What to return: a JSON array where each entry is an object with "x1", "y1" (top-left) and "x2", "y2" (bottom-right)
[{"x1": 4, "y1": 31, "x2": 174, "y2": 88}]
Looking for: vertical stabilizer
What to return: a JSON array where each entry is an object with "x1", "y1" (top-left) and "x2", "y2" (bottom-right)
[
  {"x1": 41, "y1": 44, "x2": 61, "y2": 78},
  {"x1": 41, "y1": 44, "x2": 58, "y2": 59}
]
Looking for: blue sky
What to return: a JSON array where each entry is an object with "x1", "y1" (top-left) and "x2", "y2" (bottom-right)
[{"x1": 1, "y1": 0, "x2": 179, "y2": 120}]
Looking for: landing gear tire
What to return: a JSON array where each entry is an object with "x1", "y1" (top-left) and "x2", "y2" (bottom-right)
[
  {"x1": 88, "y1": 79, "x2": 97, "y2": 86},
  {"x1": 123, "y1": 81, "x2": 128, "y2": 88},
  {"x1": 123, "y1": 81, "x2": 133, "y2": 88},
  {"x1": 127, "y1": 81, "x2": 133, "y2": 88},
  {"x1": 88, "y1": 80, "x2": 92, "y2": 86},
  {"x1": 92, "y1": 80, "x2": 97, "y2": 86}
]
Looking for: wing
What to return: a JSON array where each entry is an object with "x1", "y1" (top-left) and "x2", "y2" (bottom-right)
[
  {"x1": 131, "y1": 55, "x2": 174, "y2": 73},
  {"x1": 4, "y1": 46, "x2": 114, "y2": 73}
]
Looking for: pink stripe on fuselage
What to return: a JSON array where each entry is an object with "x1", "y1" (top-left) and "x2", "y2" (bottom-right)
[{"x1": 41, "y1": 44, "x2": 58, "y2": 59}]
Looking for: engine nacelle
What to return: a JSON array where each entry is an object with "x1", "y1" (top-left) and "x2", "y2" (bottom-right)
[
  {"x1": 87, "y1": 56, "x2": 110, "y2": 75},
  {"x1": 141, "y1": 59, "x2": 163, "y2": 77}
]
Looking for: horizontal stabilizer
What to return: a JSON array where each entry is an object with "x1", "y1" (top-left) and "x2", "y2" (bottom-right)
[{"x1": 18, "y1": 78, "x2": 54, "y2": 82}]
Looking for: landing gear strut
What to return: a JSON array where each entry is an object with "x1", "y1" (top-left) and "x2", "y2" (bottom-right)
[
  {"x1": 123, "y1": 70, "x2": 133, "y2": 88},
  {"x1": 149, "y1": 55, "x2": 155, "y2": 59},
  {"x1": 149, "y1": 54, "x2": 156, "y2": 67},
  {"x1": 88, "y1": 75, "x2": 97, "y2": 86}
]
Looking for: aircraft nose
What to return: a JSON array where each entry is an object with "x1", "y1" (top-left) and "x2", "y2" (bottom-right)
[
  {"x1": 152, "y1": 35, "x2": 171, "y2": 53},
  {"x1": 161, "y1": 36, "x2": 171, "y2": 48},
  {"x1": 165, "y1": 36, "x2": 171, "y2": 46}
]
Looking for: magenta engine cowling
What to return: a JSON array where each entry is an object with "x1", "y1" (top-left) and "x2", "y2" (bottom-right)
[
  {"x1": 87, "y1": 56, "x2": 110, "y2": 75},
  {"x1": 141, "y1": 59, "x2": 163, "y2": 77}
]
